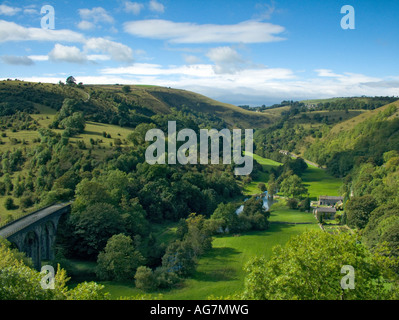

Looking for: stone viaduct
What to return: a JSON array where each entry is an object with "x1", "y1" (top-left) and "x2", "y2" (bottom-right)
[{"x1": 0, "y1": 203, "x2": 71, "y2": 270}]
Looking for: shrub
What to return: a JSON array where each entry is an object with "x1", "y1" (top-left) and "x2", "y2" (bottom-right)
[
  {"x1": 20, "y1": 194, "x2": 34, "y2": 209},
  {"x1": 154, "y1": 267, "x2": 179, "y2": 289},
  {"x1": 4, "y1": 197, "x2": 15, "y2": 210},
  {"x1": 287, "y1": 198, "x2": 299, "y2": 210},
  {"x1": 135, "y1": 266, "x2": 156, "y2": 291}
]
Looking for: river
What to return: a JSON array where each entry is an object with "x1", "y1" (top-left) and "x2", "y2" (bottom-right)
[{"x1": 235, "y1": 191, "x2": 274, "y2": 215}]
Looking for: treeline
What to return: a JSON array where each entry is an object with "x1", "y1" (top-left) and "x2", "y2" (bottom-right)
[
  {"x1": 238, "y1": 100, "x2": 305, "y2": 112},
  {"x1": 307, "y1": 97, "x2": 397, "y2": 111},
  {"x1": 340, "y1": 150, "x2": 399, "y2": 258}
]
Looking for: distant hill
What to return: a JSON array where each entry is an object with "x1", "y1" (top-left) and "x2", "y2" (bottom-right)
[{"x1": 0, "y1": 80, "x2": 272, "y2": 129}]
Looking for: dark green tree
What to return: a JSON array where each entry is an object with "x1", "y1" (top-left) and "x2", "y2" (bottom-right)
[
  {"x1": 96, "y1": 234, "x2": 145, "y2": 282},
  {"x1": 72, "y1": 203, "x2": 126, "y2": 258},
  {"x1": 346, "y1": 195, "x2": 378, "y2": 229}
]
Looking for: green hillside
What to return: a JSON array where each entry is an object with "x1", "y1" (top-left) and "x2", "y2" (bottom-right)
[{"x1": 0, "y1": 80, "x2": 272, "y2": 129}]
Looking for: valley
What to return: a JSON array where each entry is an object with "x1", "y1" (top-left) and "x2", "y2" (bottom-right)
[{"x1": 0, "y1": 80, "x2": 398, "y2": 300}]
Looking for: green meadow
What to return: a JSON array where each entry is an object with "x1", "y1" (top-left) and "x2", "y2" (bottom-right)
[
  {"x1": 102, "y1": 222, "x2": 320, "y2": 300},
  {"x1": 243, "y1": 152, "x2": 342, "y2": 200},
  {"x1": 242, "y1": 152, "x2": 282, "y2": 195},
  {"x1": 301, "y1": 164, "x2": 342, "y2": 199},
  {"x1": 101, "y1": 198, "x2": 320, "y2": 300}
]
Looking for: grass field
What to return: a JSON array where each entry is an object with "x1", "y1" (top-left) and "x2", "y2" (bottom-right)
[
  {"x1": 269, "y1": 201, "x2": 317, "y2": 224},
  {"x1": 110, "y1": 226, "x2": 320, "y2": 299},
  {"x1": 100, "y1": 202, "x2": 319, "y2": 300},
  {"x1": 243, "y1": 152, "x2": 342, "y2": 200},
  {"x1": 242, "y1": 152, "x2": 282, "y2": 195},
  {"x1": 301, "y1": 164, "x2": 342, "y2": 200},
  {"x1": 102, "y1": 222, "x2": 320, "y2": 300}
]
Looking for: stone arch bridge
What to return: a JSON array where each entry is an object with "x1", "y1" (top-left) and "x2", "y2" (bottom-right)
[{"x1": 0, "y1": 203, "x2": 71, "y2": 270}]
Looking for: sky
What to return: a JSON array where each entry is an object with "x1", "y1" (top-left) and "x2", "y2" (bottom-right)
[{"x1": 0, "y1": 0, "x2": 399, "y2": 106}]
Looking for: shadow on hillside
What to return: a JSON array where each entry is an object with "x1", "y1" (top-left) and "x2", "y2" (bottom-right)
[{"x1": 79, "y1": 130, "x2": 103, "y2": 137}]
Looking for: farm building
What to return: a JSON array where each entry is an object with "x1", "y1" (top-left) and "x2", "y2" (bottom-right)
[{"x1": 318, "y1": 196, "x2": 344, "y2": 206}]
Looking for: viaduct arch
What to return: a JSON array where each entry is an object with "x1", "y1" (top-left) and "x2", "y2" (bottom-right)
[{"x1": 0, "y1": 203, "x2": 71, "y2": 270}]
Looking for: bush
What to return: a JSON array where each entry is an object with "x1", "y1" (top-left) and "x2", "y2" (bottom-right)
[
  {"x1": 135, "y1": 266, "x2": 155, "y2": 291},
  {"x1": 134, "y1": 266, "x2": 179, "y2": 292},
  {"x1": 154, "y1": 267, "x2": 179, "y2": 289},
  {"x1": 287, "y1": 198, "x2": 299, "y2": 210},
  {"x1": 257, "y1": 183, "x2": 266, "y2": 192},
  {"x1": 20, "y1": 194, "x2": 34, "y2": 209},
  {"x1": 96, "y1": 234, "x2": 145, "y2": 282},
  {"x1": 299, "y1": 198, "x2": 310, "y2": 211},
  {"x1": 122, "y1": 86, "x2": 131, "y2": 94},
  {"x1": 4, "y1": 197, "x2": 15, "y2": 210}
]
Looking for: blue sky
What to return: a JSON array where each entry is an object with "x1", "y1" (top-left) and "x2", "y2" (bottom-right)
[{"x1": 0, "y1": 0, "x2": 398, "y2": 106}]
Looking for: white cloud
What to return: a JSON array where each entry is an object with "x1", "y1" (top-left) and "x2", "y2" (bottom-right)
[
  {"x1": 102, "y1": 63, "x2": 215, "y2": 77},
  {"x1": 84, "y1": 38, "x2": 134, "y2": 63},
  {"x1": 206, "y1": 47, "x2": 245, "y2": 74},
  {"x1": 23, "y1": 8, "x2": 38, "y2": 15},
  {"x1": 79, "y1": 7, "x2": 114, "y2": 24},
  {"x1": 0, "y1": 4, "x2": 21, "y2": 16},
  {"x1": 1, "y1": 55, "x2": 34, "y2": 65},
  {"x1": 87, "y1": 54, "x2": 111, "y2": 61},
  {"x1": 100, "y1": 63, "x2": 294, "y2": 86},
  {"x1": 315, "y1": 69, "x2": 342, "y2": 78},
  {"x1": 0, "y1": 20, "x2": 86, "y2": 43},
  {"x1": 77, "y1": 20, "x2": 95, "y2": 31},
  {"x1": 124, "y1": 1, "x2": 144, "y2": 15},
  {"x1": 183, "y1": 54, "x2": 201, "y2": 65},
  {"x1": 49, "y1": 44, "x2": 87, "y2": 64},
  {"x1": 29, "y1": 54, "x2": 111, "y2": 63},
  {"x1": 124, "y1": 19, "x2": 285, "y2": 44},
  {"x1": 28, "y1": 55, "x2": 49, "y2": 61},
  {"x1": 97, "y1": 64, "x2": 399, "y2": 105},
  {"x1": 149, "y1": 0, "x2": 165, "y2": 13},
  {"x1": 0, "y1": 20, "x2": 134, "y2": 63}
]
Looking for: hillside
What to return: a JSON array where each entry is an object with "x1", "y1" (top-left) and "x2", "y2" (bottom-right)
[
  {"x1": 304, "y1": 100, "x2": 399, "y2": 177},
  {"x1": 253, "y1": 97, "x2": 399, "y2": 162},
  {"x1": 0, "y1": 80, "x2": 272, "y2": 129},
  {"x1": 329, "y1": 99, "x2": 399, "y2": 135}
]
